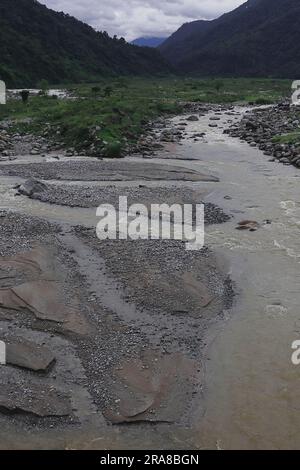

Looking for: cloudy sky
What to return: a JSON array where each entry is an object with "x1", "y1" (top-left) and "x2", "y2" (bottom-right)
[{"x1": 41, "y1": 0, "x2": 245, "y2": 41}]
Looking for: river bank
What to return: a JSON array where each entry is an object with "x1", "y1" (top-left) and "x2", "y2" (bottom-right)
[{"x1": 227, "y1": 102, "x2": 300, "y2": 167}]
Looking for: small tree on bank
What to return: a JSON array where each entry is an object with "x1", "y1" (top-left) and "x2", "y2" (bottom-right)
[
  {"x1": 91, "y1": 86, "x2": 101, "y2": 97},
  {"x1": 214, "y1": 80, "x2": 224, "y2": 94},
  {"x1": 20, "y1": 90, "x2": 29, "y2": 103},
  {"x1": 38, "y1": 79, "x2": 50, "y2": 96}
]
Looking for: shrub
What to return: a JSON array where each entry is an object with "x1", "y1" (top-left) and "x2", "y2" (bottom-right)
[
  {"x1": 104, "y1": 86, "x2": 113, "y2": 97},
  {"x1": 104, "y1": 141, "x2": 122, "y2": 158},
  {"x1": 254, "y1": 97, "x2": 273, "y2": 105},
  {"x1": 214, "y1": 80, "x2": 224, "y2": 93},
  {"x1": 91, "y1": 86, "x2": 101, "y2": 96},
  {"x1": 20, "y1": 90, "x2": 30, "y2": 103},
  {"x1": 38, "y1": 79, "x2": 50, "y2": 95}
]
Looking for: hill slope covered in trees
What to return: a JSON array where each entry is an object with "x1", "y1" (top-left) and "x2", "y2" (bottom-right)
[
  {"x1": 131, "y1": 37, "x2": 167, "y2": 48},
  {"x1": 159, "y1": 0, "x2": 300, "y2": 78},
  {"x1": 0, "y1": 0, "x2": 171, "y2": 87}
]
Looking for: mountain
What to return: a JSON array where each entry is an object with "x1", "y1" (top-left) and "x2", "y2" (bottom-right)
[
  {"x1": 160, "y1": 20, "x2": 212, "y2": 60},
  {"x1": 159, "y1": 0, "x2": 300, "y2": 77},
  {"x1": 131, "y1": 37, "x2": 167, "y2": 48},
  {"x1": 0, "y1": 0, "x2": 171, "y2": 87}
]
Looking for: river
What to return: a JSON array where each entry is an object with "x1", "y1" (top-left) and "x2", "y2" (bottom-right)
[{"x1": 0, "y1": 106, "x2": 300, "y2": 449}]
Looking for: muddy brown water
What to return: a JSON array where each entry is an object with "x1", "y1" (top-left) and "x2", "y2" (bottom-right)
[
  {"x1": 0, "y1": 108, "x2": 300, "y2": 449},
  {"x1": 165, "y1": 110, "x2": 300, "y2": 450}
]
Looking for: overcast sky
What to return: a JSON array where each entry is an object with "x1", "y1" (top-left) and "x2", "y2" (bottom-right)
[{"x1": 41, "y1": 0, "x2": 245, "y2": 41}]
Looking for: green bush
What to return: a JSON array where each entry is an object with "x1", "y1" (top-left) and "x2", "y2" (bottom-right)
[
  {"x1": 254, "y1": 97, "x2": 273, "y2": 105},
  {"x1": 38, "y1": 79, "x2": 50, "y2": 95},
  {"x1": 104, "y1": 141, "x2": 122, "y2": 158}
]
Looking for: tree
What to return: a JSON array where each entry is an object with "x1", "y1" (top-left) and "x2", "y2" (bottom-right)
[
  {"x1": 20, "y1": 90, "x2": 29, "y2": 103},
  {"x1": 38, "y1": 79, "x2": 49, "y2": 95},
  {"x1": 91, "y1": 86, "x2": 101, "y2": 97},
  {"x1": 214, "y1": 80, "x2": 224, "y2": 93},
  {"x1": 104, "y1": 86, "x2": 113, "y2": 97}
]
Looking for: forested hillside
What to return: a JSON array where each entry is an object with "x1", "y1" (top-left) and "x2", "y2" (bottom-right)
[
  {"x1": 159, "y1": 0, "x2": 300, "y2": 78},
  {"x1": 0, "y1": 0, "x2": 171, "y2": 87}
]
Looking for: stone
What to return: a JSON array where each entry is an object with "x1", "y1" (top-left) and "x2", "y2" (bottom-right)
[
  {"x1": 18, "y1": 178, "x2": 47, "y2": 197},
  {"x1": 104, "y1": 351, "x2": 198, "y2": 424},
  {"x1": 0, "y1": 280, "x2": 72, "y2": 322},
  {"x1": 6, "y1": 338, "x2": 55, "y2": 372},
  {"x1": 279, "y1": 157, "x2": 290, "y2": 164},
  {"x1": 186, "y1": 115, "x2": 199, "y2": 122},
  {"x1": 0, "y1": 383, "x2": 71, "y2": 417},
  {"x1": 236, "y1": 220, "x2": 260, "y2": 231}
]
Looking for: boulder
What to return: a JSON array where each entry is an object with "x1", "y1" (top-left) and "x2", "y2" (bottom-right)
[
  {"x1": 18, "y1": 178, "x2": 47, "y2": 197},
  {"x1": 186, "y1": 115, "x2": 199, "y2": 122}
]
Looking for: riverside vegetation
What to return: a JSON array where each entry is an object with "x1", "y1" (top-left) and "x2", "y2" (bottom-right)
[{"x1": 0, "y1": 78, "x2": 293, "y2": 159}]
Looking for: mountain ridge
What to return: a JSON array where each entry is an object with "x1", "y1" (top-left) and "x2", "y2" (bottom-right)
[
  {"x1": 131, "y1": 37, "x2": 167, "y2": 48},
  {"x1": 0, "y1": 0, "x2": 171, "y2": 87},
  {"x1": 159, "y1": 0, "x2": 300, "y2": 77}
]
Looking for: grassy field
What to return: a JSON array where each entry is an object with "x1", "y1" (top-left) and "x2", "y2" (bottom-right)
[{"x1": 0, "y1": 77, "x2": 292, "y2": 156}]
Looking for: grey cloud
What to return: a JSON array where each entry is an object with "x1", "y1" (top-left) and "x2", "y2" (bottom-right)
[{"x1": 40, "y1": 0, "x2": 245, "y2": 40}]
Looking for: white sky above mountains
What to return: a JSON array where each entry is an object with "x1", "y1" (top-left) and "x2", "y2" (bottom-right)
[{"x1": 41, "y1": 0, "x2": 245, "y2": 41}]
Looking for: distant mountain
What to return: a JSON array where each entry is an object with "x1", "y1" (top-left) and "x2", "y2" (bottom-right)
[
  {"x1": 0, "y1": 0, "x2": 171, "y2": 87},
  {"x1": 159, "y1": 0, "x2": 300, "y2": 77},
  {"x1": 131, "y1": 37, "x2": 167, "y2": 48}
]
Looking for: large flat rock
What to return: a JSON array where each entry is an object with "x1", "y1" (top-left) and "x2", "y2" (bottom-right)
[
  {"x1": 0, "y1": 247, "x2": 90, "y2": 334},
  {"x1": 104, "y1": 351, "x2": 200, "y2": 424},
  {"x1": 0, "y1": 280, "x2": 71, "y2": 322},
  {"x1": 0, "y1": 160, "x2": 219, "y2": 182},
  {"x1": 6, "y1": 338, "x2": 55, "y2": 372},
  {"x1": 0, "y1": 383, "x2": 72, "y2": 417}
]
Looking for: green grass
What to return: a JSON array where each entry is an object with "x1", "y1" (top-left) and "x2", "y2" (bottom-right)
[
  {"x1": 272, "y1": 132, "x2": 300, "y2": 145},
  {"x1": 0, "y1": 77, "x2": 292, "y2": 156}
]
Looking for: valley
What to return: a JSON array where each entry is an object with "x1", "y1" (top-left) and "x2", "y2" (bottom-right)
[{"x1": 1, "y1": 0, "x2": 300, "y2": 453}]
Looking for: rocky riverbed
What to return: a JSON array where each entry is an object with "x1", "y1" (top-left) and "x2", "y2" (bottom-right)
[
  {"x1": 0, "y1": 103, "x2": 227, "y2": 160},
  {"x1": 3, "y1": 100, "x2": 300, "y2": 450},
  {"x1": 14, "y1": 179, "x2": 230, "y2": 225},
  {"x1": 227, "y1": 102, "x2": 300, "y2": 167},
  {"x1": 0, "y1": 159, "x2": 219, "y2": 182},
  {"x1": 0, "y1": 208, "x2": 232, "y2": 446},
  {"x1": 2, "y1": 99, "x2": 300, "y2": 167},
  {"x1": 0, "y1": 120, "x2": 65, "y2": 160},
  {"x1": 0, "y1": 105, "x2": 238, "y2": 449}
]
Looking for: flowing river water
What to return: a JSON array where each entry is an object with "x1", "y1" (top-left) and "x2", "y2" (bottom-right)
[
  {"x1": 173, "y1": 110, "x2": 300, "y2": 450},
  {"x1": 0, "y1": 107, "x2": 300, "y2": 449}
]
